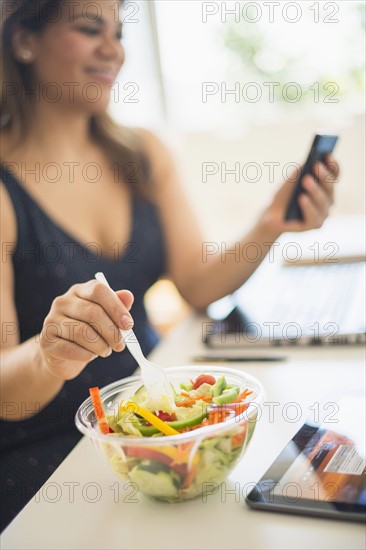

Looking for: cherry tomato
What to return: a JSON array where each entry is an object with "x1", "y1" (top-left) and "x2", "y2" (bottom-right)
[
  {"x1": 156, "y1": 411, "x2": 177, "y2": 422},
  {"x1": 193, "y1": 374, "x2": 216, "y2": 390}
]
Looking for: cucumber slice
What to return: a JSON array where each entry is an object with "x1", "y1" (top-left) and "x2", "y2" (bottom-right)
[
  {"x1": 138, "y1": 410, "x2": 208, "y2": 437},
  {"x1": 212, "y1": 376, "x2": 227, "y2": 397},
  {"x1": 180, "y1": 383, "x2": 193, "y2": 392},
  {"x1": 213, "y1": 386, "x2": 240, "y2": 405}
]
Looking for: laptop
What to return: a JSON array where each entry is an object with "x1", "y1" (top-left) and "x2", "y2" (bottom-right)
[{"x1": 205, "y1": 260, "x2": 366, "y2": 348}]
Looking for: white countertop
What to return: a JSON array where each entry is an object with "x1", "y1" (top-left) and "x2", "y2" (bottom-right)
[{"x1": 2, "y1": 314, "x2": 365, "y2": 550}]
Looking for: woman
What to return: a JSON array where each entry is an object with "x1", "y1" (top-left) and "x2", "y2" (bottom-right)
[{"x1": 0, "y1": 0, "x2": 339, "y2": 530}]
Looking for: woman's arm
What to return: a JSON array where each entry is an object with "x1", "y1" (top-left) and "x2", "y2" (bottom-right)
[
  {"x1": 0, "y1": 184, "x2": 134, "y2": 420},
  {"x1": 138, "y1": 130, "x2": 339, "y2": 310},
  {"x1": 0, "y1": 183, "x2": 65, "y2": 420}
]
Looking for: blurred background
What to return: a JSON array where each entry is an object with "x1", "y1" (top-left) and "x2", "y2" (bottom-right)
[{"x1": 109, "y1": 0, "x2": 365, "y2": 334}]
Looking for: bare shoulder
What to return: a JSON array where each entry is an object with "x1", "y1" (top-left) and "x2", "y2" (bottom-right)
[
  {"x1": 133, "y1": 128, "x2": 176, "y2": 183},
  {"x1": 134, "y1": 127, "x2": 169, "y2": 154},
  {"x1": 0, "y1": 180, "x2": 17, "y2": 253},
  {"x1": 0, "y1": 180, "x2": 19, "y2": 349}
]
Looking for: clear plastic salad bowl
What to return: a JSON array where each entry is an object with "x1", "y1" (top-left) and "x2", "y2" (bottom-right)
[{"x1": 75, "y1": 366, "x2": 265, "y2": 502}]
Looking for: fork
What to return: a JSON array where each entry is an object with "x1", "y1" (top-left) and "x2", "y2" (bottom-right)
[{"x1": 95, "y1": 272, "x2": 175, "y2": 409}]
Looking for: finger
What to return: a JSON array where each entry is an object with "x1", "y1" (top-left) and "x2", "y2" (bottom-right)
[
  {"x1": 324, "y1": 154, "x2": 340, "y2": 179},
  {"x1": 59, "y1": 297, "x2": 125, "y2": 353},
  {"x1": 274, "y1": 164, "x2": 302, "y2": 203},
  {"x1": 298, "y1": 193, "x2": 323, "y2": 229},
  {"x1": 116, "y1": 289, "x2": 134, "y2": 311},
  {"x1": 312, "y1": 162, "x2": 336, "y2": 203},
  {"x1": 43, "y1": 339, "x2": 98, "y2": 380},
  {"x1": 302, "y1": 174, "x2": 331, "y2": 213},
  {"x1": 75, "y1": 280, "x2": 134, "y2": 331},
  {"x1": 61, "y1": 316, "x2": 116, "y2": 358},
  {"x1": 42, "y1": 315, "x2": 113, "y2": 358}
]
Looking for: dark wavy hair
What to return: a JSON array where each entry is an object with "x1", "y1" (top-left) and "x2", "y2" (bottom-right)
[{"x1": 0, "y1": 0, "x2": 149, "y2": 194}]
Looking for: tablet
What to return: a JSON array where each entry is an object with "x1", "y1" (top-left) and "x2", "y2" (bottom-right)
[{"x1": 246, "y1": 391, "x2": 366, "y2": 522}]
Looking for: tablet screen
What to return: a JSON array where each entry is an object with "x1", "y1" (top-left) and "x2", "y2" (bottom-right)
[{"x1": 246, "y1": 392, "x2": 366, "y2": 522}]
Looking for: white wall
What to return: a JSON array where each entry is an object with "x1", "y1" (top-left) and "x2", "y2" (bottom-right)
[{"x1": 173, "y1": 113, "x2": 365, "y2": 243}]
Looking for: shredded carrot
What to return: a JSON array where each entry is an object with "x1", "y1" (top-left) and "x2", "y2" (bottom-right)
[
  {"x1": 89, "y1": 387, "x2": 110, "y2": 434},
  {"x1": 178, "y1": 411, "x2": 227, "y2": 432},
  {"x1": 233, "y1": 389, "x2": 253, "y2": 403},
  {"x1": 183, "y1": 465, "x2": 197, "y2": 489},
  {"x1": 171, "y1": 442, "x2": 193, "y2": 466},
  {"x1": 232, "y1": 429, "x2": 246, "y2": 448},
  {"x1": 232, "y1": 402, "x2": 249, "y2": 415},
  {"x1": 177, "y1": 395, "x2": 212, "y2": 407},
  {"x1": 178, "y1": 418, "x2": 210, "y2": 433},
  {"x1": 203, "y1": 408, "x2": 232, "y2": 427},
  {"x1": 177, "y1": 399, "x2": 196, "y2": 407}
]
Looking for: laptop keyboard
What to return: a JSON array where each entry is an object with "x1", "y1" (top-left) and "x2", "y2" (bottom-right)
[
  {"x1": 271, "y1": 263, "x2": 364, "y2": 330},
  {"x1": 234, "y1": 261, "x2": 366, "y2": 338}
]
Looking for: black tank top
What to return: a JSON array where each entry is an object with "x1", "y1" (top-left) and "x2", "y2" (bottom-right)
[{"x1": 0, "y1": 164, "x2": 167, "y2": 530}]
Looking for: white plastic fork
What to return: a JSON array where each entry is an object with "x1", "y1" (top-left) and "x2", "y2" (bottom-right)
[{"x1": 95, "y1": 272, "x2": 175, "y2": 409}]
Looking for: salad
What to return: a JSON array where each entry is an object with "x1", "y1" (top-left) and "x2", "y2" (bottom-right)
[{"x1": 88, "y1": 373, "x2": 257, "y2": 501}]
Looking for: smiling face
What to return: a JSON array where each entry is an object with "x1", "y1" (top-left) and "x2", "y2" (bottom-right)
[{"x1": 18, "y1": 0, "x2": 125, "y2": 114}]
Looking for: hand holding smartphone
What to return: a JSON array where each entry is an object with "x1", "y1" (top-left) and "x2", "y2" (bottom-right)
[{"x1": 285, "y1": 133, "x2": 339, "y2": 221}]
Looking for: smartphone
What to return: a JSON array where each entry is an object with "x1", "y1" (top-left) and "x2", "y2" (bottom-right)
[{"x1": 285, "y1": 133, "x2": 339, "y2": 221}]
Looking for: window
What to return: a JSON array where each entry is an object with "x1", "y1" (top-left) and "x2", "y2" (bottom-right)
[
  {"x1": 154, "y1": 1, "x2": 365, "y2": 134},
  {"x1": 109, "y1": 1, "x2": 165, "y2": 129}
]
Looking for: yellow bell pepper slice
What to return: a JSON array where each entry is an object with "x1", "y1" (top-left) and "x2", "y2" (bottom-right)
[{"x1": 120, "y1": 401, "x2": 179, "y2": 436}]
